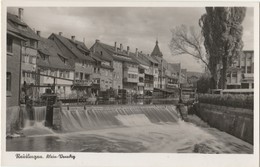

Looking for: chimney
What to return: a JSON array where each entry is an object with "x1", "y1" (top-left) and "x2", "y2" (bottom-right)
[
  {"x1": 36, "y1": 31, "x2": 41, "y2": 37},
  {"x1": 96, "y1": 39, "x2": 100, "y2": 43},
  {"x1": 59, "y1": 32, "x2": 63, "y2": 36},
  {"x1": 120, "y1": 43, "x2": 123, "y2": 51},
  {"x1": 114, "y1": 42, "x2": 117, "y2": 52},
  {"x1": 135, "y1": 48, "x2": 138, "y2": 56},
  {"x1": 127, "y1": 46, "x2": 130, "y2": 55},
  {"x1": 71, "y1": 36, "x2": 75, "y2": 42},
  {"x1": 18, "y1": 8, "x2": 23, "y2": 21}
]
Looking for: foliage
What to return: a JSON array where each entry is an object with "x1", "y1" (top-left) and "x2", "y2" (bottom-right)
[
  {"x1": 198, "y1": 93, "x2": 253, "y2": 109},
  {"x1": 199, "y1": 7, "x2": 246, "y2": 89},
  {"x1": 197, "y1": 76, "x2": 211, "y2": 93}
]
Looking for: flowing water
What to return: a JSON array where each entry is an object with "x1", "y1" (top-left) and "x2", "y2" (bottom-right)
[{"x1": 6, "y1": 105, "x2": 253, "y2": 153}]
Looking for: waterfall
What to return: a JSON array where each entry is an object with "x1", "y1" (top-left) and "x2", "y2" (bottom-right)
[
  {"x1": 61, "y1": 105, "x2": 180, "y2": 132},
  {"x1": 20, "y1": 106, "x2": 55, "y2": 136},
  {"x1": 33, "y1": 106, "x2": 46, "y2": 123}
]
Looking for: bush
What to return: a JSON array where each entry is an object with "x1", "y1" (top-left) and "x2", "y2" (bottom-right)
[
  {"x1": 198, "y1": 93, "x2": 253, "y2": 110},
  {"x1": 197, "y1": 76, "x2": 211, "y2": 93}
]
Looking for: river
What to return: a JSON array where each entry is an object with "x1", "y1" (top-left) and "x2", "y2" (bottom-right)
[{"x1": 6, "y1": 102, "x2": 253, "y2": 153}]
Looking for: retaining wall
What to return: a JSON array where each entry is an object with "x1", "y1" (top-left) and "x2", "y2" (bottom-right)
[{"x1": 194, "y1": 103, "x2": 253, "y2": 144}]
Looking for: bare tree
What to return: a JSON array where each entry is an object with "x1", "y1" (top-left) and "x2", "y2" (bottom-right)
[{"x1": 169, "y1": 25, "x2": 209, "y2": 70}]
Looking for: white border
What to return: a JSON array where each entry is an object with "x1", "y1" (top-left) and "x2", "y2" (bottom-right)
[{"x1": 1, "y1": 1, "x2": 259, "y2": 167}]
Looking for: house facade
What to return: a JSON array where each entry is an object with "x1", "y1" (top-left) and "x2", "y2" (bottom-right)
[
  {"x1": 37, "y1": 32, "x2": 74, "y2": 98},
  {"x1": 7, "y1": 10, "x2": 39, "y2": 86},
  {"x1": 49, "y1": 33, "x2": 95, "y2": 97},
  {"x1": 6, "y1": 22, "x2": 25, "y2": 107},
  {"x1": 226, "y1": 50, "x2": 254, "y2": 89}
]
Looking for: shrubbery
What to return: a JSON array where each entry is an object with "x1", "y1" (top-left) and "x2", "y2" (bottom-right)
[{"x1": 198, "y1": 94, "x2": 253, "y2": 110}]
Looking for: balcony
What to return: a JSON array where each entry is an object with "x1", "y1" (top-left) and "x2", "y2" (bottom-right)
[
  {"x1": 166, "y1": 83, "x2": 179, "y2": 89},
  {"x1": 123, "y1": 77, "x2": 138, "y2": 83},
  {"x1": 73, "y1": 79, "x2": 92, "y2": 86},
  {"x1": 137, "y1": 82, "x2": 144, "y2": 86}
]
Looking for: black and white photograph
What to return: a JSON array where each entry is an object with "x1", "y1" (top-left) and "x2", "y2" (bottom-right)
[{"x1": 1, "y1": 1, "x2": 259, "y2": 167}]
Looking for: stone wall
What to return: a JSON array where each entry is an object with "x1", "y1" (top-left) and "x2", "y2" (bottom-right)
[
  {"x1": 6, "y1": 106, "x2": 21, "y2": 134},
  {"x1": 194, "y1": 103, "x2": 253, "y2": 144},
  {"x1": 52, "y1": 107, "x2": 62, "y2": 130}
]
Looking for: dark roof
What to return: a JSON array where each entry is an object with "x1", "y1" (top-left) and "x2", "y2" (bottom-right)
[
  {"x1": 51, "y1": 33, "x2": 94, "y2": 62},
  {"x1": 37, "y1": 37, "x2": 73, "y2": 71},
  {"x1": 129, "y1": 52, "x2": 150, "y2": 67},
  {"x1": 151, "y1": 40, "x2": 163, "y2": 57},
  {"x1": 96, "y1": 42, "x2": 138, "y2": 64},
  {"x1": 7, "y1": 30, "x2": 25, "y2": 40},
  {"x1": 7, "y1": 13, "x2": 40, "y2": 41},
  {"x1": 138, "y1": 52, "x2": 159, "y2": 64},
  {"x1": 101, "y1": 64, "x2": 114, "y2": 70}
]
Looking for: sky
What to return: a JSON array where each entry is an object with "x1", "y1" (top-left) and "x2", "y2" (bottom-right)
[{"x1": 7, "y1": 7, "x2": 254, "y2": 72}]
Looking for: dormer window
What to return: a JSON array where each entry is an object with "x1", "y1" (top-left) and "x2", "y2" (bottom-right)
[{"x1": 58, "y1": 54, "x2": 67, "y2": 65}]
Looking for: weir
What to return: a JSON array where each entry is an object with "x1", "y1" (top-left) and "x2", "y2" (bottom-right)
[
  {"x1": 59, "y1": 105, "x2": 180, "y2": 132},
  {"x1": 22, "y1": 106, "x2": 47, "y2": 128}
]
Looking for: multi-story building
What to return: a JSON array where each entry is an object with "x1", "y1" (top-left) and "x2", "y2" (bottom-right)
[
  {"x1": 151, "y1": 40, "x2": 166, "y2": 89},
  {"x1": 6, "y1": 19, "x2": 25, "y2": 108},
  {"x1": 90, "y1": 51, "x2": 114, "y2": 92},
  {"x1": 91, "y1": 40, "x2": 139, "y2": 94},
  {"x1": 137, "y1": 52, "x2": 157, "y2": 95},
  {"x1": 7, "y1": 9, "x2": 40, "y2": 86},
  {"x1": 37, "y1": 32, "x2": 74, "y2": 98},
  {"x1": 226, "y1": 50, "x2": 254, "y2": 89},
  {"x1": 49, "y1": 33, "x2": 95, "y2": 96},
  {"x1": 129, "y1": 49, "x2": 150, "y2": 95}
]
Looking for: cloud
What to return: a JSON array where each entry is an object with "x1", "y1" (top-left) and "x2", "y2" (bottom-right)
[{"x1": 7, "y1": 7, "x2": 254, "y2": 72}]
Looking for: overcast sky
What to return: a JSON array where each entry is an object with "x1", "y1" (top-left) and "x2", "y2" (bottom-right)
[{"x1": 7, "y1": 7, "x2": 254, "y2": 72}]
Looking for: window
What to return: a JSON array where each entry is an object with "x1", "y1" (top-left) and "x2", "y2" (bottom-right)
[
  {"x1": 60, "y1": 72, "x2": 63, "y2": 78},
  {"x1": 30, "y1": 40, "x2": 36, "y2": 48},
  {"x1": 232, "y1": 72, "x2": 237, "y2": 77},
  {"x1": 29, "y1": 56, "x2": 33, "y2": 64},
  {"x1": 227, "y1": 72, "x2": 231, "y2": 77},
  {"x1": 7, "y1": 37, "x2": 13, "y2": 53},
  {"x1": 67, "y1": 72, "x2": 70, "y2": 78},
  {"x1": 27, "y1": 73, "x2": 30, "y2": 78},
  {"x1": 6, "y1": 72, "x2": 11, "y2": 91},
  {"x1": 247, "y1": 66, "x2": 252, "y2": 73},
  {"x1": 85, "y1": 74, "x2": 89, "y2": 80},
  {"x1": 75, "y1": 72, "x2": 79, "y2": 79},
  {"x1": 241, "y1": 66, "x2": 245, "y2": 73},
  {"x1": 80, "y1": 72, "x2": 83, "y2": 80}
]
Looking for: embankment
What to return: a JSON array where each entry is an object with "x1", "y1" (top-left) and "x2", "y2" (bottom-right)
[{"x1": 194, "y1": 103, "x2": 253, "y2": 144}]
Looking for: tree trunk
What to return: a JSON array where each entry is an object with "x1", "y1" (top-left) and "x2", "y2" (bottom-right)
[{"x1": 221, "y1": 56, "x2": 228, "y2": 89}]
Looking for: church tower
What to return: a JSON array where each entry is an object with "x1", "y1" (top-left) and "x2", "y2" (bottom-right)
[{"x1": 151, "y1": 40, "x2": 163, "y2": 58}]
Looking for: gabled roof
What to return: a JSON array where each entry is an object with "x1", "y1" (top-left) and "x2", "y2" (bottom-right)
[
  {"x1": 138, "y1": 52, "x2": 159, "y2": 64},
  {"x1": 95, "y1": 41, "x2": 138, "y2": 64},
  {"x1": 7, "y1": 13, "x2": 39, "y2": 41},
  {"x1": 37, "y1": 37, "x2": 73, "y2": 71},
  {"x1": 151, "y1": 40, "x2": 163, "y2": 58},
  {"x1": 51, "y1": 33, "x2": 94, "y2": 62},
  {"x1": 129, "y1": 52, "x2": 150, "y2": 67}
]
